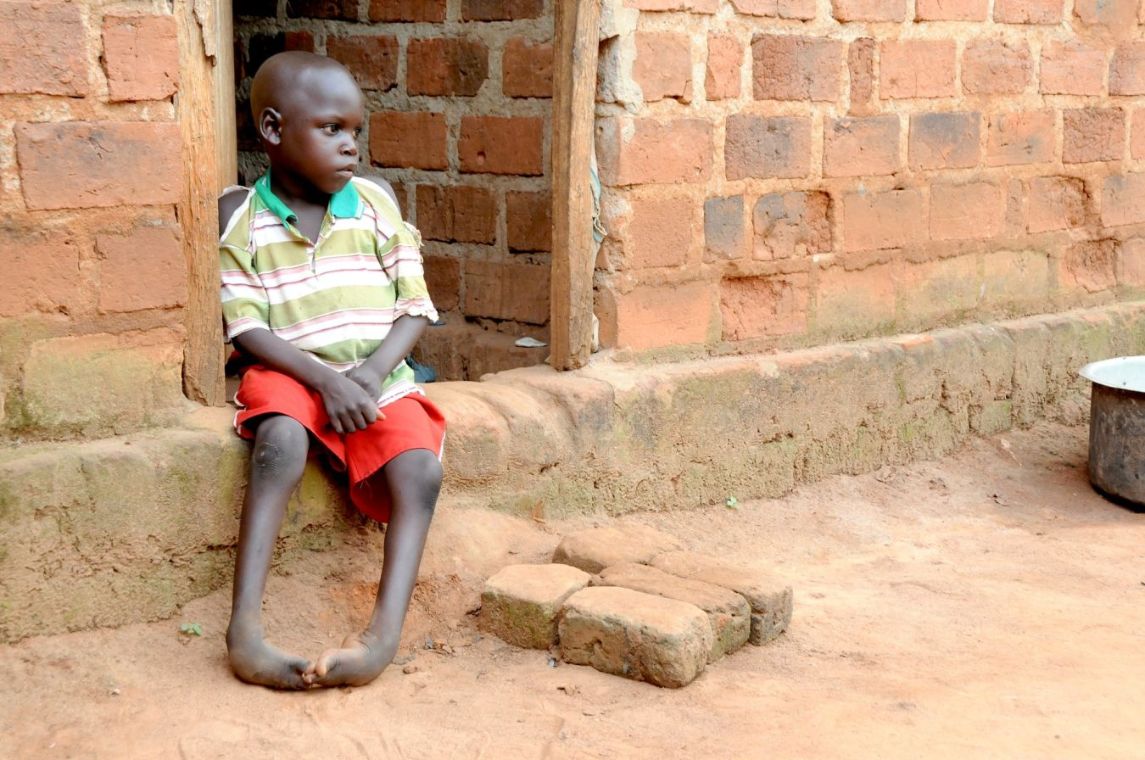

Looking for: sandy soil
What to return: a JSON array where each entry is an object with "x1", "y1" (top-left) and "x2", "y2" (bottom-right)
[{"x1": 3, "y1": 421, "x2": 1144, "y2": 760}]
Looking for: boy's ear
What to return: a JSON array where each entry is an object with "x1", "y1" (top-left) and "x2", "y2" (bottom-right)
[{"x1": 258, "y1": 107, "x2": 284, "y2": 146}]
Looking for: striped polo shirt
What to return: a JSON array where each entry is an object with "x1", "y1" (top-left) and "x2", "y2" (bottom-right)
[{"x1": 219, "y1": 174, "x2": 438, "y2": 405}]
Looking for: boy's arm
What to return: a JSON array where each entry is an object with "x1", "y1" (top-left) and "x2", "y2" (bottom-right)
[{"x1": 343, "y1": 315, "x2": 430, "y2": 398}]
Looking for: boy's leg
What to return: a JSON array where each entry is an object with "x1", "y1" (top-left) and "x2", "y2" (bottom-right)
[
  {"x1": 226, "y1": 414, "x2": 313, "y2": 689},
  {"x1": 307, "y1": 448, "x2": 442, "y2": 687}
]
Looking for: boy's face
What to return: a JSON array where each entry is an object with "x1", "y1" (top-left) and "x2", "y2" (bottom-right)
[{"x1": 270, "y1": 68, "x2": 365, "y2": 196}]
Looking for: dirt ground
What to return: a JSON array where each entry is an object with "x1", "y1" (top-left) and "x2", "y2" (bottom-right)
[{"x1": 3, "y1": 421, "x2": 1144, "y2": 759}]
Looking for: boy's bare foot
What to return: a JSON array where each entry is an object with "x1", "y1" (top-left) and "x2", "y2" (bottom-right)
[
  {"x1": 305, "y1": 631, "x2": 397, "y2": 688},
  {"x1": 226, "y1": 624, "x2": 312, "y2": 690}
]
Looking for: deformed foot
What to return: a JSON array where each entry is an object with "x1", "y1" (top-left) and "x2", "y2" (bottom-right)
[
  {"x1": 226, "y1": 625, "x2": 312, "y2": 690},
  {"x1": 305, "y1": 631, "x2": 397, "y2": 688}
]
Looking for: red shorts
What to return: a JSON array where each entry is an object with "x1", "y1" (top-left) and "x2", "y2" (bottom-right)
[{"x1": 233, "y1": 365, "x2": 446, "y2": 523}]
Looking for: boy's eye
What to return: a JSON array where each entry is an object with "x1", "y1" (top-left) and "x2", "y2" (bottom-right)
[
  {"x1": 352, "y1": 127, "x2": 362, "y2": 138},
  {"x1": 324, "y1": 124, "x2": 341, "y2": 134}
]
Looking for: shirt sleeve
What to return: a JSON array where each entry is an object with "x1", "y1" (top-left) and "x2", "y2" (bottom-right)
[
  {"x1": 375, "y1": 204, "x2": 440, "y2": 325},
  {"x1": 219, "y1": 239, "x2": 270, "y2": 341}
]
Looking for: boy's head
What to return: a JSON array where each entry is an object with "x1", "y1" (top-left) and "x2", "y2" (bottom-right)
[{"x1": 251, "y1": 52, "x2": 365, "y2": 196}]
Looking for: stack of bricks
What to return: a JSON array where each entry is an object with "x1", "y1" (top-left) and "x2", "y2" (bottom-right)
[
  {"x1": 1, "y1": 2, "x2": 189, "y2": 440},
  {"x1": 480, "y1": 524, "x2": 794, "y2": 688},
  {"x1": 595, "y1": 0, "x2": 1145, "y2": 355},
  {"x1": 233, "y1": 0, "x2": 556, "y2": 379}
]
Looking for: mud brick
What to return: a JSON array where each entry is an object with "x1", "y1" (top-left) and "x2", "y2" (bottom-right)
[
  {"x1": 823, "y1": 116, "x2": 900, "y2": 178},
  {"x1": 598, "y1": 280, "x2": 716, "y2": 350},
  {"x1": 1075, "y1": 0, "x2": 1138, "y2": 27},
  {"x1": 705, "y1": 195, "x2": 746, "y2": 261},
  {"x1": 880, "y1": 40, "x2": 956, "y2": 99},
  {"x1": 623, "y1": 195, "x2": 698, "y2": 269},
  {"x1": 751, "y1": 35, "x2": 843, "y2": 102},
  {"x1": 1062, "y1": 240, "x2": 1116, "y2": 294},
  {"x1": 1064, "y1": 108, "x2": 1125, "y2": 164},
  {"x1": 502, "y1": 38, "x2": 553, "y2": 98},
  {"x1": 706, "y1": 35, "x2": 742, "y2": 101},
  {"x1": 634, "y1": 31, "x2": 692, "y2": 103},
  {"x1": 842, "y1": 188, "x2": 927, "y2": 252},
  {"x1": 506, "y1": 191, "x2": 552, "y2": 252},
  {"x1": 0, "y1": 1, "x2": 87, "y2": 95},
  {"x1": 832, "y1": 0, "x2": 905, "y2": 20},
  {"x1": 287, "y1": 0, "x2": 358, "y2": 20},
  {"x1": 459, "y1": 116, "x2": 544, "y2": 175},
  {"x1": 1111, "y1": 42, "x2": 1145, "y2": 96},
  {"x1": 327, "y1": 35, "x2": 398, "y2": 91},
  {"x1": 985, "y1": 110, "x2": 1055, "y2": 166},
  {"x1": 1040, "y1": 41, "x2": 1105, "y2": 96},
  {"x1": 416, "y1": 185, "x2": 496, "y2": 244},
  {"x1": 962, "y1": 40, "x2": 1032, "y2": 95},
  {"x1": 720, "y1": 273, "x2": 810, "y2": 340},
  {"x1": 916, "y1": 0, "x2": 987, "y2": 20},
  {"x1": 753, "y1": 191, "x2": 831, "y2": 260},
  {"x1": 929, "y1": 182, "x2": 1005, "y2": 241},
  {"x1": 370, "y1": 111, "x2": 447, "y2": 170},
  {"x1": 848, "y1": 38, "x2": 876, "y2": 114},
  {"x1": 0, "y1": 228, "x2": 83, "y2": 318},
  {"x1": 463, "y1": 259, "x2": 550, "y2": 324},
  {"x1": 650, "y1": 550, "x2": 794, "y2": 644},
  {"x1": 1027, "y1": 176, "x2": 1088, "y2": 233},
  {"x1": 1117, "y1": 238, "x2": 1145, "y2": 286},
  {"x1": 552, "y1": 525, "x2": 684, "y2": 574},
  {"x1": 909, "y1": 112, "x2": 981, "y2": 171},
  {"x1": 596, "y1": 563, "x2": 751, "y2": 662},
  {"x1": 102, "y1": 15, "x2": 179, "y2": 101},
  {"x1": 630, "y1": 0, "x2": 719, "y2": 11},
  {"x1": 559, "y1": 587, "x2": 713, "y2": 688},
  {"x1": 1102, "y1": 173, "x2": 1145, "y2": 227},
  {"x1": 423, "y1": 254, "x2": 460, "y2": 311},
  {"x1": 369, "y1": 0, "x2": 446, "y2": 21},
  {"x1": 725, "y1": 115, "x2": 811, "y2": 180},
  {"x1": 1132, "y1": 110, "x2": 1145, "y2": 160},
  {"x1": 480, "y1": 564, "x2": 591, "y2": 649},
  {"x1": 462, "y1": 0, "x2": 543, "y2": 20},
  {"x1": 408, "y1": 38, "x2": 489, "y2": 97},
  {"x1": 993, "y1": 0, "x2": 1062, "y2": 23},
  {"x1": 731, "y1": 0, "x2": 816, "y2": 18},
  {"x1": 96, "y1": 225, "x2": 187, "y2": 313},
  {"x1": 815, "y1": 262, "x2": 895, "y2": 340},
  {"x1": 597, "y1": 117, "x2": 714, "y2": 186}
]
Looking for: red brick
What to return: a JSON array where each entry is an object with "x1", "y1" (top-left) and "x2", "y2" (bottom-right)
[
  {"x1": 102, "y1": 15, "x2": 179, "y2": 101},
  {"x1": 731, "y1": 0, "x2": 816, "y2": 18},
  {"x1": 823, "y1": 116, "x2": 900, "y2": 178},
  {"x1": 962, "y1": 40, "x2": 1032, "y2": 95},
  {"x1": 1116, "y1": 238, "x2": 1145, "y2": 286},
  {"x1": 915, "y1": 0, "x2": 987, "y2": 20},
  {"x1": 416, "y1": 185, "x2": 496, "y2": 243},
  {"x1": 0, "y1": 228, "x2": 83, "y2": 318},
  {"x1": 327, "y1": 35, "x2": 398, "y2": 91},
  {"x1": 629, "y1": 0, "x2": 719, "y2": 12},
  {"x1": 369, "y1": 111, "x2": 447, "y2": 171},
  {"x1": 1027, "y1": 176, "x2": 1089, "y2": 233},
  {"x1": 1101, "y1": 173, "x2": 1145, "y2": 227},
  {"x1": 706, "y1": 35, "x2": 742, "y2": 101},
  {"x1": 848, "y1": 38, "x2": 876, "y2": 114},
  {"x1": 423, "y1": 254, "x2": 460, "y2": 311},
  {"x1": 880, "y1": 40, "x2": 956, "y2": 99},
  {"x1": 993, "y1": 0, "x2": 1062, "y2": 23},
  {"x1": 597, "y1": 117, "x2": 714, "y2": 186},
  {"x1": 909, "y1": 112, "x2": 981, "y2": 170},
  {"x1": 815, "y1": 263, "x2": 896, "y2": 338},
  {"x1": 832, "y1": 0, "x2": 905, "y2": 21},
  {"x1": 1040, "y1": 41, "x2": 1106, "y2": 96},
  {"x1": 981, "y1": 250, "x2": 1050, "y2": 306},
  {"x1": 503, "y1": 39, "x2": 553, "y2": 98},
  {"x1": 16, "y1": 122, "x2": 183, "y2": 211},
  {"x1": 929, "y1": 182, "x2": 1004, "y2": 241},
  {"x1": 725, "y1": 115, "x2": 811, "y2": 180},
  {"x1": 369, "y1": 0, "x2": 446, "y2": 21},
  {"x1": 1074, "y1": 0, "x2": 1138, "y2": 26},
  {"x1": 751, "y1": 35, "x2": 843, "y2": 102},
  {"x1": 720, "y1": 274, "x2": 809, "y2": 340},
  {"x1": 462, "y1": 0, "x2": 542, "y2": 20},
  {"x1": 408, "y1": 38, "x2": 489, "y2": 97},
  {"x1": 634, "y1": 32, "x2": 693, "y2": 103},
  {"x1": 1132, "y1": 110, "x2": 1145, "y2": 160},
  {"x1": 459, "y1": 116, "x2": 544, "y2": 176},
  {"x1": 753, "y1": 191, "x2": 832, "y2": 260},
  {"x1": 96, "y1": 224, "x2": 186, "y2": 313},
  {"x1": 1062, "y1": 239, "x2": 1116, "y2": 294},
  {"x1": 463, "y1": 259, "x2": 549, "y2": 324},
  {"x1": 842, "y1": 188, "x2": 927, "y2": 251},
  {"x1": 1111, "y1": 42, "x2": 1145, "y2": 96},
  {"x1": 0, "y1": 1, "x2": 87, "y2": 96},
  {"x1": 599, "y1": 281, "x2": 714, "y2": 350},
  {"x1": 705, "y1": 196, "x2": 747, "y2": 261},
  {"x1": 985, "y1": 110, "x2": 1055, "y2": 166},
  {"x1": 622, "y1": 195, "x2": 699, "y2": 269},
  {"x1": 286, "y1": 0, "x2": 358, "y2": 20},
  {"x1": 1063, "y1": 108, "x2": 1125, "y2": 164},
  {"x1": 506, "y1": 191, "x2": 552, "y2": 252},
  {"x1": 896, "y1": 255, "x2": 980, "y2": 323}
]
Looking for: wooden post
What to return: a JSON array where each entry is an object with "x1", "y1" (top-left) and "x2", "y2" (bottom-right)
[
  {"x1": 175, "y1": 0, "x2": 233, "y2": 405},
  {"x1": 549, "y1": 0, "x2": 601, "y2": 371}
]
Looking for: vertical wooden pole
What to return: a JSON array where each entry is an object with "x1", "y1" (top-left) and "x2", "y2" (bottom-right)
[
  {"x1": 176, "y1": 0, "x2": 233, "y2": 405},
  {"x1": 549, "y1": 0, "x2": 601, "y2": 371}
]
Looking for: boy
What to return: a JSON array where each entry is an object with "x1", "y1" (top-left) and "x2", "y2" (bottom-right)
[{"x1": 217, "y1": 52, "x2": 445, "y2": 690}]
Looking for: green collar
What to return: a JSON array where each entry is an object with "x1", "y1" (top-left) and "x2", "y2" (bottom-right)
[{"x1": 253, "y1": 173, "x2": 362, "y2": 225}]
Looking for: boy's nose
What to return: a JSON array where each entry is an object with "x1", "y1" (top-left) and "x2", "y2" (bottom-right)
[{"x1": 342, "y1": 138, "x2": 358, "y2": 157}]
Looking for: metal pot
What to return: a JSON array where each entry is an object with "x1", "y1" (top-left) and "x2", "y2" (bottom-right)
[{"x1": 1079, "y1": 356, "x2": 1145, "y2": 509}]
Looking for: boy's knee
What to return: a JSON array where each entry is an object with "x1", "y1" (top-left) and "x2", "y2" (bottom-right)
[
  {"x1": 251, "y1": 416, "x2": 309, "y2": 473},
  {"x1": 391, "y1": 450, "x2": 442, "y2": 508}
]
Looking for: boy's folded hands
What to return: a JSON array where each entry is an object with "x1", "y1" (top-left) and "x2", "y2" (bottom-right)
[{"x1": 318, "y1": 369, "x2": 386, "y2": 433}]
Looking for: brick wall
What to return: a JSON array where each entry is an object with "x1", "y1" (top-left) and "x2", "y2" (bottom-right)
[
  {"x1": 233, "y1": 0, "x2": 555, "y2": 379},
  {"x1": 1, "y1": 1, "x2": 190, "y2": 439},
  {"x1": 595, "y1": 0, "x2": 1145, "y2": 354}
]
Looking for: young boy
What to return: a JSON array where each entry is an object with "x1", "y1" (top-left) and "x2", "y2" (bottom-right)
[{"x1": 217, "y1": 51, "x2": 445, "y2": 690}]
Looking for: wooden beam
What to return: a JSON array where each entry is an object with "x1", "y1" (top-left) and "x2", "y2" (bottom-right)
[
  {"x1": 549, "y1": 0, "x2": 601, "y2": 371},
  {"x1": 175, "y1": 0, "x2": 230, "y2": 405}
]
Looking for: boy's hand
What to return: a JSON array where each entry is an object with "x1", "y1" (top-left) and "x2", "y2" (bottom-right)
[
  {"x1": 344, "y1": 365, "x2": 383, "y2": 401},
  {"x1": 318, "y1": 373, "x2": 380, "y2": 434}
]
